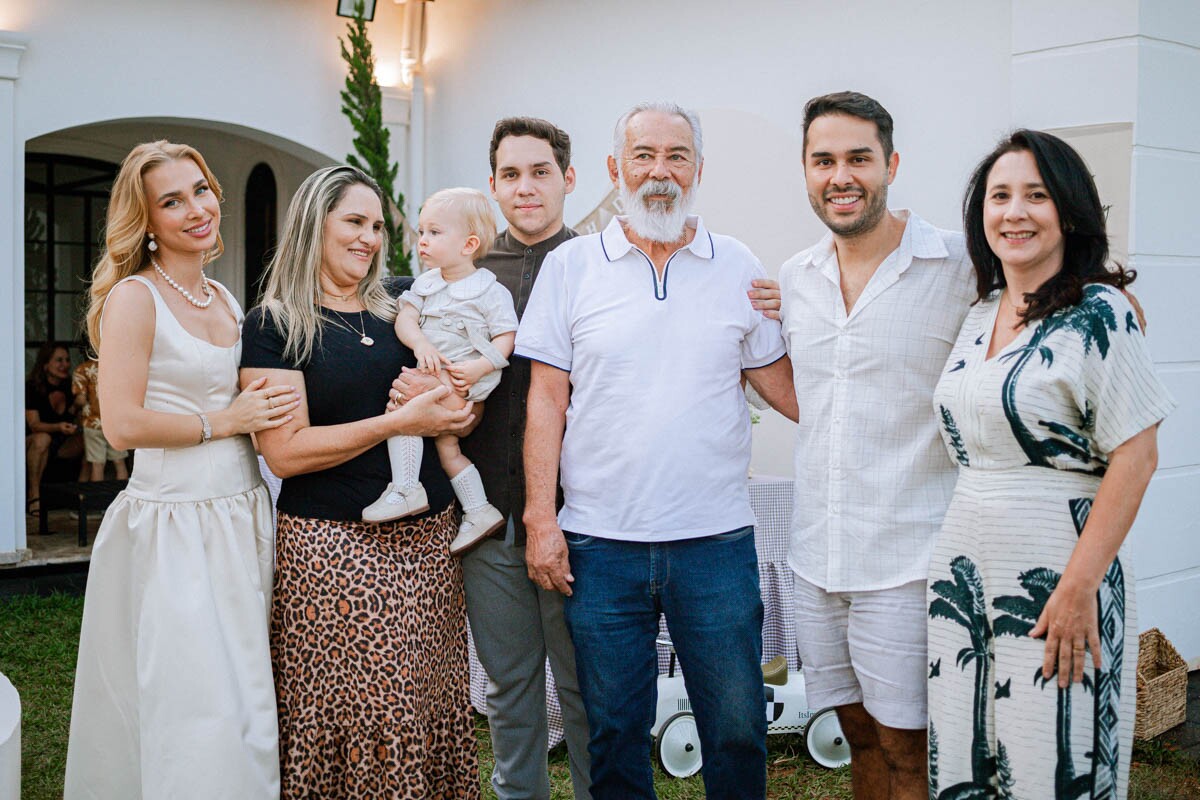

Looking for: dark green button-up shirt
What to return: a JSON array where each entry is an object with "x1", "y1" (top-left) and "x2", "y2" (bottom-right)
[{"x1": 460, "y1": 224, "x2": 576, "y2": 544}]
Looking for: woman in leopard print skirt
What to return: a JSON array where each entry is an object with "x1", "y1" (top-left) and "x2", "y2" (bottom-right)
[{"x1": 241, "y1": 165, "x2": 481, "y2": 798}]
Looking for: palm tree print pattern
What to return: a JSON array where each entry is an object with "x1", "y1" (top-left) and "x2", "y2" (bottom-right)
[
  {"x1": 997, "y1": 285, "x2": 1118, "y2": 475},
  {"x1": 929, "y1": 556, "x2": 995, "y2": 796},
  {"x1": 931, "y1": 529, "x2": 1124, "y2": 799}
]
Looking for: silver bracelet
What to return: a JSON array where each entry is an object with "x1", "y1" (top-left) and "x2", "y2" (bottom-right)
[{"x1": 197, "y1": 413, "x2": 213, "y2": 444}]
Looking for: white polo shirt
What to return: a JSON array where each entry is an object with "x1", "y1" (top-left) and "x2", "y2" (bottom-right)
[
  {"x1": 515, "y1": 215, "x2": 786, "y2": 542},
  {"x1": 779, "y1": 210, "x2": 975, "y2": 592}
]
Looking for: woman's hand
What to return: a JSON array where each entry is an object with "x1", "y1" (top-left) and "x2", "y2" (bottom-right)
[
  {"x1": 389, "y1": 384, "x2": 475, "y2": 436},
  {"x1": 1030, "y1": 575, "x2": 1102, "y2": 688},
  {"x1": 217, "y1": 376, "x2": 300, "y2": 436},
  {"x1": 57, "y1": 421, "x2": 78, "y2": 435},
  {"x1": 445, "y1": 358, "x2": 494, "y2": 398},
  {"x1": 413, "y1": 342, "x2": 450, "y2": 375},
  {"x1": 1030, "y1": 427, "x2": 1160, "y2": 688}
]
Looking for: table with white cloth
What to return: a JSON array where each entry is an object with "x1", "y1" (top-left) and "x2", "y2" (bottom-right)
[{"x1": 467, "y1": 474, "x2": 798, "y2": 749}]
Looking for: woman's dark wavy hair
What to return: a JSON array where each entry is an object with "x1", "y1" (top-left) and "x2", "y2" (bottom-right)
[
  {"x1": 964, "y1": 129, "x2": 1134, "y2": 323},
  {"x1": 29, "y1": 341, "x2": 72, "y2": 394}
]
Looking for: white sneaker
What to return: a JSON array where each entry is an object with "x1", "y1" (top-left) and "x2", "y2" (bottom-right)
[
  {"x1": 363, "y1": 482, "x2": 429, "y2": 523},
  {"x1": 449, "y1": 503, "x2": 504, "y2": 555}
]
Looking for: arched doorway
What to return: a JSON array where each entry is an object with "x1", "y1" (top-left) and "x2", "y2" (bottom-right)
[{"x1": 244, "y1": 162, "x2": 277, "y2": 307}]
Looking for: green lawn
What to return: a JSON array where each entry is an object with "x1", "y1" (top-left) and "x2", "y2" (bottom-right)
[
  {"x1": 1, "y1": 594, "x2": 1195, "y2": 799},
  {"x1": 0, "y1": 594, "x2": 82, "y2": 800}
]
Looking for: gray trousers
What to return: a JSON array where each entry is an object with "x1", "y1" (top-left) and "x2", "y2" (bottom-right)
[{"x1": 462, "y1": 525, "x2": 592, "y2": 800}]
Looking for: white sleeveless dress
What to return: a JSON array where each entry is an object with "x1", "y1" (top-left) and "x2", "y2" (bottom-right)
[{"x1": 65, "y1": 275, "x2": 279, "y2": 799}]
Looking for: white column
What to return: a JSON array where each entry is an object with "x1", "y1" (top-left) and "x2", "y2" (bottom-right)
[
  {"x1": 407, "y1": 73, "x2": 426, "y2": 235},
  {"x1": 1123, "y1": 2, "x2": 1200, "y2": 668},
  {"x1": 380, "y1": 85, "x2": 413, "y2": 263},
  {"x1": 0, "y1": 32, "x2": 28, "y2": 565},
  {"x1": 1010, "y1": 0, "x2": 1200, "y2": 663}
]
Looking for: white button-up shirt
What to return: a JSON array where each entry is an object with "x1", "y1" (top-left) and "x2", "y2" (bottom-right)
[
  {"x1": 779, "y1": 211, "x2": 975, "y2": 591},
  {"x1": 516, "y1": 215, "x2": 786, "y2": 542}
]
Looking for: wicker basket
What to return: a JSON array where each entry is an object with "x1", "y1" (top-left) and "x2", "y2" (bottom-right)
[{"x1": 1134, "y1": 627, "x2": 1188, "y2": 740}]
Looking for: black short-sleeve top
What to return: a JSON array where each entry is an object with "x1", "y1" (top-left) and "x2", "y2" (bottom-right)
[{"x1": 239, "y1": 278, "x2": 453, "y2": 522}]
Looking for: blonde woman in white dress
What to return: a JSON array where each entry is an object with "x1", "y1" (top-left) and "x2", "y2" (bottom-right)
[{"x1": 64, "y1": 141, "x2": 299, "y2": 799}]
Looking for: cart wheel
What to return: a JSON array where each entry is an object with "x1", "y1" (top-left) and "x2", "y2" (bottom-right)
[
  {"x1": 655, "y1": 712, "x2": 703, "y2": 778},
  {"x1": 805, "y1": 706, "x2": 851, "y2": 769}
]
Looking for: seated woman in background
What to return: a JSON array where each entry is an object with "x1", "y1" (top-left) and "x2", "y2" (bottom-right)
[
  {"x1": 25, "y1": 341, "x2": 84, "y2": 512},
  {"x1": 240, "y1": 164, "x2": 480, "y2": 799},
  {"x1": 926, "y1": 130, "x2": 1175, "y2": 799}
]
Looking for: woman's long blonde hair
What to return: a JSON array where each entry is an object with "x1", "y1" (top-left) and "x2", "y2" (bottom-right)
[
  {"x1": 258, "y1": 164, "x2": 396, "y2": 364},
  {"x1": 85, "y1": 141, "x2": 224, "y2": 348}
]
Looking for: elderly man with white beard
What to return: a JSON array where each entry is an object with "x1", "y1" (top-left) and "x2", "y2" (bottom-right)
[{"x1": 515, "y1": 102, "x2": 798, "y2": 800}]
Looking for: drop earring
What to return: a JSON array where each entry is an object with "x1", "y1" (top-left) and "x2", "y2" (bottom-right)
[{"x1": 147, "y1": 232, "x2": 158, "y2": 252}]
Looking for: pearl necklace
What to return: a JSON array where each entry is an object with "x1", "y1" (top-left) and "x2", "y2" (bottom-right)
[{"x1": 152, "y1": 258, "x2": 214, "y2": 309}]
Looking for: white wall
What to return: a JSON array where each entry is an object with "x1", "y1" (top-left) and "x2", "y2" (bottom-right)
[
  {"x1": 1, "y1": 0, "x2": 404, "y2": 158},
  {"x1": 425, "y1": 0, "x2": 1200, "y2": 659},
  {"x1": 422, "y1": 0, "x2": 1013, "y2": 477},
  {"x1": 423, "y1": 0, "x2": 1012, "y2": 232}
]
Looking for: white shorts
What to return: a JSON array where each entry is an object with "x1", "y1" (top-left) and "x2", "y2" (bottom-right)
[
  {"x1": 793, "y1": 575, "x2": 928, "y2": 730},
  {"x1": 83, "y1": 427, "x2": 127, "y2": 464}
]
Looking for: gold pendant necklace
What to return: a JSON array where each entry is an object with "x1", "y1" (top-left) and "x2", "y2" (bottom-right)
[{"x1": 343, "y1": 310, "x2": 374, "y2": 347}]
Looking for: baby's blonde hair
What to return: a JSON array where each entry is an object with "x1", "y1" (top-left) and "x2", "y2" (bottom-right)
[{"x1": 422, "y1": 187, "x2": 497, "y2": 261}]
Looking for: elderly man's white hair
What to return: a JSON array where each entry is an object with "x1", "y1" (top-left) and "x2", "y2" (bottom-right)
[{"x1": 612, "y1": 101, "x2": 704, "y2": 162}]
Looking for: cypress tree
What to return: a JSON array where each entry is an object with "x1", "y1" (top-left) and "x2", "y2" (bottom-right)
[{"x1": 339, "y1": 0, "x2": 412, "y2": 275}]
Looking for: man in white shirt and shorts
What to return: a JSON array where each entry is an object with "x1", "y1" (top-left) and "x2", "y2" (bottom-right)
[{"x1": 776, "y1": 91, "x2": 975, "y2": 800}]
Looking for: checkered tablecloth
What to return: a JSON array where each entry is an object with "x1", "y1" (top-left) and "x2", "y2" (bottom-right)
[{"x1": 468, "y1": 474, "x2": 797, "y2": 749}]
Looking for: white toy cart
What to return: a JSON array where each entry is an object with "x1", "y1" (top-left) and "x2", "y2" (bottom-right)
[{"x1": 651, "y1": 636, "x2": 851, "y2": 778}]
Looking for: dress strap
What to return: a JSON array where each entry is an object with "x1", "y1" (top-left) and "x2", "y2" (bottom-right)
[
  {"x1": 207, "y1": 278, "x2": 246, "y2": 326},
  {"x1": 100, "y1": 274, "x2": 163, "y2": 331}
]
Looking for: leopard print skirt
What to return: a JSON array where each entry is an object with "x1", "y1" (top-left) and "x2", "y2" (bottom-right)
[{"x1": 272, "y1": 506, "x2": 480, "y2": 799}]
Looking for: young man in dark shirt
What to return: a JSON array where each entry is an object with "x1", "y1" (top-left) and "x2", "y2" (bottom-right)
[{"x1": 397, "y1": 117, "x2": 590, "y2": 799}]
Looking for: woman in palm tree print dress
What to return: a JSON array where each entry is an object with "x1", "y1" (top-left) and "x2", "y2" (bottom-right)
[{"x1": 927, "y1": 130, "x2": 1175, "y2": 800}]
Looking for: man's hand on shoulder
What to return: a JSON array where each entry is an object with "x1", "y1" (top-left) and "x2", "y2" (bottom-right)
[
  {"x1": 748, "y1": 278, "x2": 781, "y2": 321},
  {"x1": 523, "y1": 511, "x2": 574, "y2": 596}
]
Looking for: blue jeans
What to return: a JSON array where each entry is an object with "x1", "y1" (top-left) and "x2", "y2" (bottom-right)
[{"x1": 562, "y1": 527, "x2": 767, "y2": 799}]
